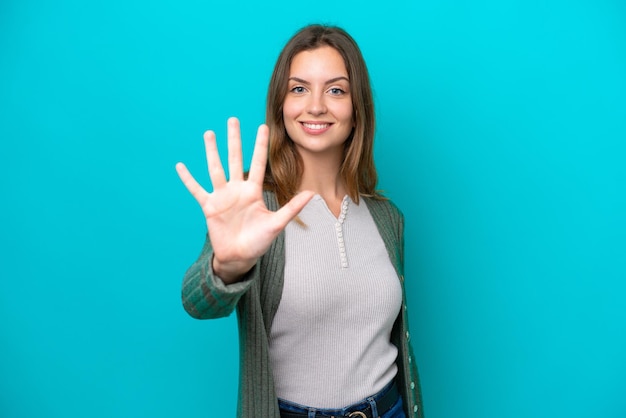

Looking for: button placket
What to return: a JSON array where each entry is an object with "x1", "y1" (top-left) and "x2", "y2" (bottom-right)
[{"x1": 335, "y1": 198, "x2": 349, "y2": 269}]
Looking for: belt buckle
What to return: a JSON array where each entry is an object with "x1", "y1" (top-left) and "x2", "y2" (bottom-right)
[{"x1": 347, "y1": 412, "x2": 367, "y2": 418}]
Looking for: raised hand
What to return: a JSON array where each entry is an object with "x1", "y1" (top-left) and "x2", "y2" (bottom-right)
[{"x1": 176, "y1": 117, "x2": 313, "y2": 284}]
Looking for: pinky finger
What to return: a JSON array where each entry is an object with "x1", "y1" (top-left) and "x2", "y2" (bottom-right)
[{"x1": 176, "y1": 162, "x2": 209, "y2": 205}]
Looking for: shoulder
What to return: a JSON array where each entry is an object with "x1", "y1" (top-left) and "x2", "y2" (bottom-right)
[
  {"x1": 362, "y1": 195, "x2": 404, "y2": 224},
  {"x1": 363, "y1": 195, "x2": 405, "y2": 268}
]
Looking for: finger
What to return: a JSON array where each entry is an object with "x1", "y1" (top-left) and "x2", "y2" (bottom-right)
[
  {"x1": 247, "y1": 124, "x2": 269, "y2": 185},
  {"x1": 204, "y1": 130, "x2": 227, "y2": 188},
  {"x1": 175, "y1": 162, "x2": 209, "y2": 204},
  {"x1": 227, "y1": 117, "x2": 244, "y2": 182},
  {"x1": 271, "y1": 190, "x2": 315, "y2": 229}
]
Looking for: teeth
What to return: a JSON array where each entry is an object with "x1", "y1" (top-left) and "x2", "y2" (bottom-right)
[{"x1": 303, "y1": 123, "x2": 329, "y2": 130}]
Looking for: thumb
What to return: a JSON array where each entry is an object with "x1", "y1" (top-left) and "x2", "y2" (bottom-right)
[{"x1": 271, "y1": 191, "x2": 315, "y2": 229}]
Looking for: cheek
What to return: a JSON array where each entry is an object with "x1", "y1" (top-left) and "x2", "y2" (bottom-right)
[
  {"x1": 282, "y1": 98, "x2": 299, "y2": 121},
  {"x1": 335, "y1": 102, "x2": 354, "y2": 124},
  {"x1": 284, "y1": 120, "x2": 297, "y2": 138},
  {"x1": 282, "y1": 102, "x2": 298, "y2": 138}
]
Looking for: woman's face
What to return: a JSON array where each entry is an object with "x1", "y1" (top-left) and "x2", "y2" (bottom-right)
[{"x1": 283, "y1": 46, "x2": 354, "y2": 161}]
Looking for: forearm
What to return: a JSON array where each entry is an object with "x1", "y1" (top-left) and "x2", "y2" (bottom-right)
[{"x1": 181, "y1": 235, "x2": 256, "y2": 319}]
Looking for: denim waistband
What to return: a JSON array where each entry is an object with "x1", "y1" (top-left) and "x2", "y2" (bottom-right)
[{"x1": 278, "y1": 379, "x2": 399, "y2": 418}]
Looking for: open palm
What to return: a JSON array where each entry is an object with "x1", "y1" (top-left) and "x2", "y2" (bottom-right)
[{"x1": 176, "y1": 117, "x2": 313, "y2": 283}]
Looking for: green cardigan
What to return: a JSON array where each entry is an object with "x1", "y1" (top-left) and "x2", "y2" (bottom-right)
[{"x1": 181, "y1": 192, "x2": 424, "y2": 418}]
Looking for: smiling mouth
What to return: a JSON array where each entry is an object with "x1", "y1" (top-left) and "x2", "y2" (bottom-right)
[{"x1": 301, "y1": 122, "x2": 331, "y2": 130}]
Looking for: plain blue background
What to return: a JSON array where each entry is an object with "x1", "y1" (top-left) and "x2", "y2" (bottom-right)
[{"x1": 1, "y1": 0, "x2": 625, "y2": 417}]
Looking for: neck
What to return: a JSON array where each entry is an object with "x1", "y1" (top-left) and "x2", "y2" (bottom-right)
[{"x1": 298, "y1": 152, "x2": 347, "y2": 215}]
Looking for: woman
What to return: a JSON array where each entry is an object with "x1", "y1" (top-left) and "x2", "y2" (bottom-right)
[{"x1": 176, "y1": 24, "x2": 423, "y2": 418}]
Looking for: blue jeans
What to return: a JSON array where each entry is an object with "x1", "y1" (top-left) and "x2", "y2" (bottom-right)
[
  {"x1": 380, "y1": 397, "x2": 405, "y2": 418},
  {"x1": 278, "y1": 381, "x2": 406, "y2": 418}
]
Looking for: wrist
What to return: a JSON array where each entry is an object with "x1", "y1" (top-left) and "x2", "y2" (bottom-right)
[{"x1": 212, "y1": 255, "x2": 256, "y2": 285}]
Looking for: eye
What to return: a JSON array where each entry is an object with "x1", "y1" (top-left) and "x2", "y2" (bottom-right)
[
  {"x1": 328, "y1": 87, "x2": 346, "y2": 95},
  {"x1": 290, "y1": 86, "x2": 306, "y2": 94}
]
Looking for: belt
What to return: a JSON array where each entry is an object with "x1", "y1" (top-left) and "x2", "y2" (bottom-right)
[{"x1": 279, "y1": 382, "x2": 399, "y2": 418}]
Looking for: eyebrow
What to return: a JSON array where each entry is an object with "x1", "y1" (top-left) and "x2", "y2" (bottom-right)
[{"x1": 288, "y1": 76, "x2": 350, "y2": 85}]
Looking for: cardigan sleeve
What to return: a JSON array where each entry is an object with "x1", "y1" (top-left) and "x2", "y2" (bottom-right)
[
  {"x1": 181, "y1": 191, "x2": 280, "y2": 320},
  {"x1": 181, "y1": 234, "x2": 258, "y2": 319}
]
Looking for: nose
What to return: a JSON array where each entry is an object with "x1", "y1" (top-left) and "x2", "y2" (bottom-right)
[{"x1": 306, "y1": 92, "x2": 327, "y2": 116}]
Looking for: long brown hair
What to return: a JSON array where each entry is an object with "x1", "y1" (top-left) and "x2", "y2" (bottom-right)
[{"x1": 264, "y1": 24, "x2": 381, "y2": 207}]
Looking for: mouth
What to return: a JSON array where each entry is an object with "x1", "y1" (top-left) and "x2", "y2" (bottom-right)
[{"x1": 300, "y1": 122, "x2": 332, "y2": 134}]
